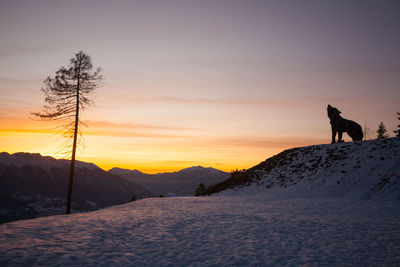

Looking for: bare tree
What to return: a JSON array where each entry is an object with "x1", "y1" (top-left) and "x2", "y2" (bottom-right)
[
  {"x1": 376, "y1": 122, "x2": 389, "y2": 139},
  {"x1": 32, "y1": 51, "x2": 104, "y2": 214}
]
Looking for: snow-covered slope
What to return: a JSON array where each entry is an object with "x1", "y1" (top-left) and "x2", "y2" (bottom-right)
[
  {"x1": 0, "y1": 196, "x2": 399, "y2": 266},
  {"x1": 204, "y1": 138, "x2": 400, "y2": 200},
  {"x1": 0, "y1": 152, "x2": 153, "y2": 224},
  {"x1": 109, "y1": 166, "x2": 229, "y2": 196}
]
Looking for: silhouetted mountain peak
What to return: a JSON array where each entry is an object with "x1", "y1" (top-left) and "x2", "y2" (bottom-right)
[
  {"x1": 13, "y1": 152, "x2": 42, "y2": 158},
  {"x1": 108, "y1": 167, "x2": 144, "y2": 176},
  {"x1": 0, "y1": 152, "x2": 103, "y2": 172},
  {"x1": 177, "y1": 166, "x2": 223, "y2": 175}
]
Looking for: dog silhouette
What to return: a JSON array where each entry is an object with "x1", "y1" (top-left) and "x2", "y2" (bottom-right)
[{"x1": 327, "y1": 104, "x2": 363, "y2": 143}]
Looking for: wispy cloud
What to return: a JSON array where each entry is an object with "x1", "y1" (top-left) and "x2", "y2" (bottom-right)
[
  {"x1": 85, "y1": 120, "x2": 196, "y2": 131},
  {"x1": 131, "y1": 96, "x2": 272, "y2": 106},
  {"x1": 0, "y1": 128, "x2": 54, "y2": 135},
  {"x1": 0, "y1": 126, "x2": 191, "y2": 139},
  {"x1": 199, "y1": 136, "x2": 328, "y2": 149},
  {"x1": 0, "y1": 116, "x2": 198, "y2": 139},
  {"x1": 83, "y1": 119, "x2": 199, "y2": 138},
  {"x1": 85, "y1": 129, "x2": 189, "y2": 139},
  {"x1": 125, "y1": 95, "x2": 336, "y2": 109}
]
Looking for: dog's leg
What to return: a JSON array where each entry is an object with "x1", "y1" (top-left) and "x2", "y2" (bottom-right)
[
  {"x1": 331, "y1": 127, "x2": 336, "y2": 143},
  {"x1": 338, "y1": 131, "x2": 343, "y2": 142}
]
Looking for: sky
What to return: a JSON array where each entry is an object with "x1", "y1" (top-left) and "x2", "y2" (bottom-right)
[{"x1": 0, "y1": 0, "x2": 399, "y2": 173}]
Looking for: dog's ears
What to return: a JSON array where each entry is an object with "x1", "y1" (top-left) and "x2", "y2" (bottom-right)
[{"x1": 327, "y1": 104, "x2": 342, "y2": 114}]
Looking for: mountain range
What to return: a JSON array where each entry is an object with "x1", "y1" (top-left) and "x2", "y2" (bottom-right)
[
  {"x1": 109, "y1": 166, "x2": 229, "y2": 196},
  {"x1": 0, "y1": 152, "x2": 228, "y2": 224}
]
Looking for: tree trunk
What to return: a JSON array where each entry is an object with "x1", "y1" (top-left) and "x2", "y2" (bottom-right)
[{"x1": 66, "y1": 65, "x2": 81, "y2": 215}]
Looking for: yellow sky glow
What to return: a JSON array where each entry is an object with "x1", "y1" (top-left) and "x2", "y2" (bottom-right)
[{"x1": 0, "y1": 116, "x2": 327, "y2": 173}]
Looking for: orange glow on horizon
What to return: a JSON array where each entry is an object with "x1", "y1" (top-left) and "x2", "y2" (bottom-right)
[{"x1": 0, "y1": 116, "x2": 329, "y2": 173}]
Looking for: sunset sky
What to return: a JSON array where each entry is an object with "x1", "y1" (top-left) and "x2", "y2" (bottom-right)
[{"x1": 1, "y1": 0, "x2": 399, "y2": 173}]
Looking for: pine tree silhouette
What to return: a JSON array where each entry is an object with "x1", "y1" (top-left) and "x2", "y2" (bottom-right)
[{"x1": 377, "y1": 122, "x2": 389, "y2": 139}]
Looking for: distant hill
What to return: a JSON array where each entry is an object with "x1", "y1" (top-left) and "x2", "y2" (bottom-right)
[
  {"x1": 109, "y1": 166, "x2": 229, "y2": 196},
  {"x1": 0, "y1": 152, "x2": 153, "y2": 224},
  {"x1": 200, "y1": 138, "x2": 400, "y2": 200}
]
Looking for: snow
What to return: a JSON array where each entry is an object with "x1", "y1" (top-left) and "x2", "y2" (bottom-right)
[
  {"x1": 215, "y1": 138, "x2": 400, "y2": 200},
  {"x1": 1, "y1": 138, "x2": 400, "y2": 265},
  {"x1": 1, "y1": 196, "x2": 400, "y2": 266}
]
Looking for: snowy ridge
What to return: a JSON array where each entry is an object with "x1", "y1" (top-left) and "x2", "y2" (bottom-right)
[
  {"x1": 206, "y1": 138, "x2": 400, "y2": 200},
  {"x1": 0, "y1": 152, "x2": 99, "y2": 173}
]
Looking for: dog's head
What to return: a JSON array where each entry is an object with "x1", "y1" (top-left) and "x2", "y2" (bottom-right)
[{"x1": 327, "y1": 104, "x2": 341, "y2": 120}]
